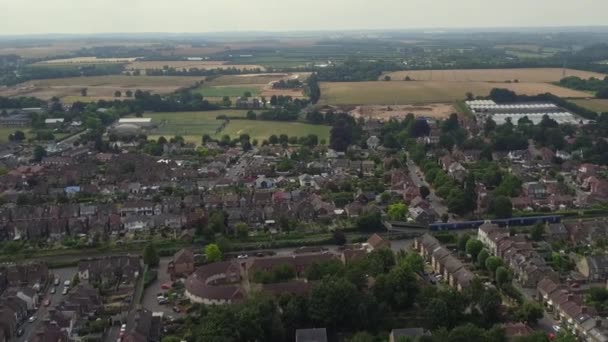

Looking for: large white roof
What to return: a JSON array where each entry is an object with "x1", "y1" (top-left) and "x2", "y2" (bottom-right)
[{"x1": 118, "y1": 118, "x2": 152, "y2": 123}]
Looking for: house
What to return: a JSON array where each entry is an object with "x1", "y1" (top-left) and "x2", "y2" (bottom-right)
[
  {"x1": 545, "y1": 223, "x2": 568, "y2": 241},
  {"x1": 168, "y1": 249, "x2": 195, "y2": 280},
  {"x1": 0, "y1": 114, "x2": 31, "y2": 127},
  {"x1": 122, "y1": 308, "x2": 162, "y2": 342},
  {"x1": 363, "y1": 234, "x2": 390, "y2": 252},
  {"x1": 295, "y1": 328, "x2": 327, "y2": 342},
  {"x1": 16, "y1": 288, "x2": 39, "y2": 310},
  {"x1": 367, "y1": 136, "x2": 380, "y2": 150},
  {"x1": 45, "y1": 118, "x2": 65, "y2": 127},
  {"x1": 576, "y1": 255, "x2": 608, "y2": 281},
  {"x1": 523, "y1": 182, "x2": 548, "y2": 199},
  {"x1": 389, "y1": 328, "x2": 431, "y2": 342},
  {"x1": 78, "y1": 256, "x2": 141, "y2": 284}
]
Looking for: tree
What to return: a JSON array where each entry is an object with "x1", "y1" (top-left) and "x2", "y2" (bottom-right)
[
  {"x1": 517, "y1": 301, "x2": 544, "y2": 324},
  {"x1": 383, "y1": 75, "x2": 391, "y2": 81},
  {"x1": 419, "y1": 185, "x2": 430, "y2": 199},
  {"x1": 32, "y1": 145, "x2": 47, "y2": 162},
  {"x1": 9, "y1": 130, "x2": 25, "y2": 142},
  {"x1": 387, "y1": 203, "x2": 408, "y2": 221},
  {"x1": 80, "y1": 88, "x2": 88, "y2": 96},
  {"x1": 332, "y1": 230, "x2": 346, "y2": 245},
  {"x1": 114, "y1": 90, "x2": 122, "y2": 97},
  {"x1": 269, "y1": 135, "x2": 279, "y2": 145},
  {"x1": 531, "y1": 223, "x2": 544, "y2": 241},
  {"x1": 308, "y1": 277, "x2": 365, "y2": 330},
  {"x1": 356, "y1": 211, "x2": 382, "y2": 232},
  {"x1": 246, "y1": 110, "x2": 257, "y2": 120},
  {"x1": 235, "y1": 223, "x2": 249, "y2": 239},
  {"x1": 485, "y1": 256, "x2": 503, "y2": 275},
  {"x1": 457, "y1": 234, "x2": 470, "y2": 251},
  {"x1": 350, "y1": 332, "x2": 375, "y2": 342},
  {"x1": 489, "y1": 196, "x2": 513, "y2": 219},
  {"x1": 495, "y1": 266, "x2": 511, "y2": 287},
  {"x1": 373, "y1": 264, "x2": 419, "y2": 310},
  {"x1": 209, "y1": 211, "x2": 226, "y2": 234},
  {"x1": 205, "y1": 244, "x2": 222, "y2": 263},
  {"x1": 401, "y1": 253, "x2": 424, "y2": 274},
  {"x1": 465, "y1": 239, "x2": 483, "y2": 259},
  {"x1": 479, "y1": 288, "x2": 502, "y2": 325},
  {"x1": 143, "y1": 244, "x2": 159, "y2": 267},
  {"x1": 125, "y1": 90, "x2": 133, "y2": 97},
  {"x1": 477, "y1": 249, "x2": 490, "y2": 268}
]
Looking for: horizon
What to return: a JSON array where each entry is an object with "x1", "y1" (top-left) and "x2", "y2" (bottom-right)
[{"x1": 1, "y1": 0, "x2": 608, "y2": 36}]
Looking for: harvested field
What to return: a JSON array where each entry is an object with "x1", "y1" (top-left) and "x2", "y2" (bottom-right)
[
  {"x1": 195, "y1": 72, "x2": 308, "y2": 99},
  {"x1": 126, "y1": 61, "x2": 265, "y2": 71},
  {"x1": 349, "y1": 104, "x2": 455, "y2": 121},
  {"x1": 35, "y1": 57, "x2": 139, "y2": 65},
  {"x1": 0, "y1": 75, "x2": 203, "y2": 100},
  {"x1": 382, "y1": 68, "x2": 606, "y2": 83},
  {"x1": 194, "y1": 85, "x2": 263, "y2": 98},
  {"x1": 570, "y1": 99, "x2": 608, "y2": 113},
  {"x1": 319, "y1": 81, "x2": 591, "y2": 106}
]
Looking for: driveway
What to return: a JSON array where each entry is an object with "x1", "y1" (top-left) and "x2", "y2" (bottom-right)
[{"x1": 141, "y1": 257, "x2": 182, "y2": 318}]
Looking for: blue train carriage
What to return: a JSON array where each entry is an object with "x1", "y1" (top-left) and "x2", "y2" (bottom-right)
[{"x1": 429, "y1": 215, "x2": 562, "y2": 231}]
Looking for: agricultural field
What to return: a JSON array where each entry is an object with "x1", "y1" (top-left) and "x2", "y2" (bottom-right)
[
  {"x1": 126, "y1": 61, "x2": 266, "y2": 71},
  {"x1": 381, "y1": 68, "x2": 606, "y2": 83},
  {"x1": 0, "y1": 75, "x2": 203, "y2": 100},
  {"x1": 142, "y1": 110, "x2": 329, "y2": 145},
  {"x1": 193, "y1": 72, "x2": 308, "y2": 101},
  {"x1": 34, "y1": 57, "x2": 139, "y2": 65},
  {"x1": 319, "y1": 81, "x2": 591, "y2": 106},
  {"x1": 571, "y1": 99, "x2": 608, "y2": 113}
]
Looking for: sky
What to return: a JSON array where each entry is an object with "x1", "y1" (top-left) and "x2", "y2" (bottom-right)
[{"x1": 1, "y1": 0, "x2": 607, "y2": 35}]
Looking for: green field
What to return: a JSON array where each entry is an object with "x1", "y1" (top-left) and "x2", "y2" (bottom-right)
[
  {"x1": 192, "y1": 85, "x2": 262, "y2": 98},
  {"x1": 0, "y1": 127, "x2": 24, "y2": 143},
  {"x1": 221, "y1": 120, "x2": 330, "y2": 142},
  {"x1": 142, "y1": 110, "x2": 329, "y2": 144},
  {"x1": 571, "y1": 99, "x2": 608, "y2": 113}
]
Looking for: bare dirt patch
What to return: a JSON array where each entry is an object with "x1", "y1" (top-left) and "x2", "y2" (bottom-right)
[{"x1": 349, "y1": 104, "x2": 455, "y2": 121}]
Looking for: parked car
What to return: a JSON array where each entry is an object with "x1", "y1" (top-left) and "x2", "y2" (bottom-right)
[
  {"x1": 63, "y1": 280, "x2": 70, "y2": 287},
  {"x1": 120, "y1": 324, "x2": 127, "y2": 332},
  {"x1": 50, "y1": 287, "x2": 56, "y2": 294},
  {"x1": 43, "y1": 298, "x2": 51, "y2": 307},
  {"x1": 54, "y1": 278, "x2": 60, "y2": 286},
  {"x1": 237, "y1": 254, "x2": 248, "y2": 259},
  {"x1": 28, "y1": 316, "x2": 37, "y2": 323},
  {"x1": 62, "y1": 287, "x2": 69, "y2": 295},
  {"x1": 172, "y1": 306, "x2": 180, "y2": 313},
  {"x1": 17, "y1": 328, "x2": 24, "y2": 337}
]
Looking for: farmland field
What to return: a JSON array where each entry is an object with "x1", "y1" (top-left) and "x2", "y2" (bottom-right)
[
  {"x1": 319, "y1": 81, "x2": 591, "y2": 105},
  {"x1": 570, "y1": 99, "x2": 608, "y2": 113},
  {"x1": 142, "y1": 110, "x2": 329, "y2": 144},
  {"x1": 35, "y1": 57, "x2": 138, "y2": 65},
  {"x1": 193, "y1": 85, "x2": 263, "y2": 98},
  {"x1": 0, "y1": 75, "x2": 203, "y2": 100},
  {"x1": 381, "y1": 68, "x2": 606, "y2": 83},
  {"x1": 126, "y1": 61, "x2": 266, "y2": 71}
]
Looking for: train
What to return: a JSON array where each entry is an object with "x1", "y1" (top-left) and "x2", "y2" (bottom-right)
[{"x1": 428, "y1": 215, "x2": 562, "y2": 231}]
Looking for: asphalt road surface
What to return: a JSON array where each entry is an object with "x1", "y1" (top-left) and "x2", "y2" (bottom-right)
[{"x1": 18, "y1": 267, "x2": 77, "y2": 342}]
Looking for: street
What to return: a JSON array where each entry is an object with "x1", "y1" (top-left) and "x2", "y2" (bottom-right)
[
  {"x1": 405, "y1": 157, "x2": 449, "y2": 217},
  {"x1": 18, "y1": 267, "x2": 77, "y2": 342}
]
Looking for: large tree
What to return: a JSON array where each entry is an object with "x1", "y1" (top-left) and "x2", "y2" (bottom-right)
[
  {"x1": 205, "y1": 243, "x2": 222, "y2": 263},
  {"x1": 143, "y1": 243, "x2": 159, "y2": 267}
]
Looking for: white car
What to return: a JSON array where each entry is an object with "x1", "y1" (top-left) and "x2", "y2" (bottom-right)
[
  {"x1": 62, "y1": 287, "x2": 69, "y2": 295},
  {"x1": 28, "y1": 316, "x2": 37, "y2": 323},
  {"x1": 553, "y1": 325, "x2": 562, "y2": 332},
  {"x1": 237, "y1": 254, "x2": 248, "y2": 259},
  {"x1": 120, "y1": 324, "x2": 127, "y2": 332}
]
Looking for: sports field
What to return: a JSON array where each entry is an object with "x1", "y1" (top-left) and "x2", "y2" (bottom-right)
[
  {"x1": 571, "y1": 99, "x2": 608, "y2": 113},
  {"x1": 381, "y1": 68, "x2": 606, "y2": 83},
  {"x1": 142, "y1": 110, "x2": 329, "y2": 144},
  {"x1": 319, "y1": 81, "x2": 591, "y2": 106}
]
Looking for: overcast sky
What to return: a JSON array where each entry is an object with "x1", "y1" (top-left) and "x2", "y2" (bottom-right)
[{"x1": 1, "y1": 0, "x2": 607, "y2": 35}]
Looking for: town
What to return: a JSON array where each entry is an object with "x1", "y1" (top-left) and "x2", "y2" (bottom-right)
[{"x1": 2, "y1": 8, "x2": 608, "y2": 342}]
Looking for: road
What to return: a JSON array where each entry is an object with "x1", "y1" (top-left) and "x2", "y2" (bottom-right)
[
  {"x1": 225, "y1": 150, "x2": 256, "y2": 179},
  {"x1": 57, "y1": 129, "x2": 88, "y2": 147},
  {"x1": 405, "y1": 157, "x2": 449, "y2": 217},
  {"x1": 18, "y1": 267, "x2": 77, "y2": 342},
  {"x1": 515, "y1": 283, "x2": 558, "y2": 335}
]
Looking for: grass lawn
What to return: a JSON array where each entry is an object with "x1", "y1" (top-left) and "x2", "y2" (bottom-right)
[
  {"x1": 0, "y1": 127, "x2": 26, "y2": 143},
  {"x1": 221, "y1": 120, "x2": 330, "y2": 142},
  {"x1": 192, "y1": 85, "x2": 262, "y2": 98},
  {"x1": 143, "y1": 110, "x2": 252, "y2": 138},
  {"x1": 571, "y1": 99, "x2": 608, "y2": 113}
]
